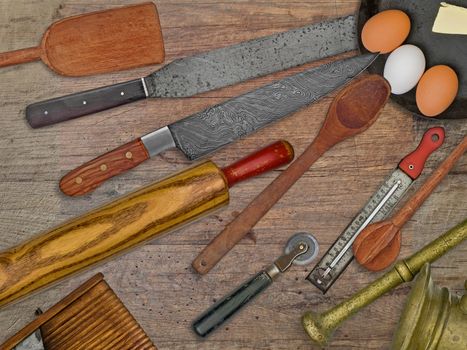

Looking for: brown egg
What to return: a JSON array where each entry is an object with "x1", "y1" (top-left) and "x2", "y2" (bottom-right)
[
  {"x1": 416, "y1": 65, "x2": 459, "y2": 117},
  {"x1": 362, "y1": 10, "x2": 411, "y2": 54}
]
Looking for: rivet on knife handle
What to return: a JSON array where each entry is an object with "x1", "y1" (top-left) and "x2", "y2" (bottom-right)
[
  {"x1": 398, "y1": 127, "x2": 445, "y2": 179},
  {"x1": 60, "y1": 138, "x2": 150, "y2": 196}
]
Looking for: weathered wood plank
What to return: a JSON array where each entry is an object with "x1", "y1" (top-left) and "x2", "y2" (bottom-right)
[{"x1": 0, "y1": 1, "x2": 465, "y2": 349}]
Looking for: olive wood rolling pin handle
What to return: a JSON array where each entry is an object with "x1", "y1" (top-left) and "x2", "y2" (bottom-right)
[
  {"x1": 353, "y1": 136, "x2": 467, "y2": 270},
  {"x1": 192, "y1": 75, "x2": 391, "y2": 275},
  {"x1": 0, "y1": 46, "x2": 42, "y2": 67},
  {"x1": 0, "y1": 141, "x2": 293, "y2": 309}
]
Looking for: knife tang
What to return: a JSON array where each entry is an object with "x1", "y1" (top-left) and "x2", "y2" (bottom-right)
[{"x1": 26, "y1": 78, "x2": 147, "y2": 128}]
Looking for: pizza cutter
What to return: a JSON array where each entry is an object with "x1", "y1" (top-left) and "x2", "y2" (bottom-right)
[{"x1": 192, "y1": 233, "x2": 319, "y2": 337}]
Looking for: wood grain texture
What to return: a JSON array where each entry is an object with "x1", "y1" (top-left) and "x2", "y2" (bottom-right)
[
  {"x1": 0, "y1": 2, "x2": 165, "y2": 76},
  {"x1": 192, "y1": 75, "x2": 390, "y2": 275},
  {"x1": 60, "y1": 138, "x2": 150, "y2": 196},
  {"x1": 1, "y1": 274, "x2": 157, "y2": 350},
  {"x1": 0, "y1": 1, "x2": 465, "y2": 349},
  {"x1": 0, "y1": 161, "x2": 229, "y2": 309},
  {"x1": 353, "y1": 137, "x2": 467, "y2": 271}
]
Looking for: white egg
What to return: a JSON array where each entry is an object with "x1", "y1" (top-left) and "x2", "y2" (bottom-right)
[{"x1": 383, "y1": 44, "x2": 426, "y2": 95}]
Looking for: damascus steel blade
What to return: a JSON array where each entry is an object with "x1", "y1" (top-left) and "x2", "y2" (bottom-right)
[
  {"x1": 145, "y1": 15, "x2": 357, "y2": 97},
  {"x1": 168, "y1": 53, "x2": 378, "y2": 160}
]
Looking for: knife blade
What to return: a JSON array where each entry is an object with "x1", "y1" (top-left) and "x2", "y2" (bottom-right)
[
  {"x1": 306, "y1": 127, "x2": 445, "y2": 293},
  {"x1": 59, "y1": 53, "x2": 378, "y2": 196},
  {"x1": 26, "y1": 15, "x2": 357, "y2": 128}
]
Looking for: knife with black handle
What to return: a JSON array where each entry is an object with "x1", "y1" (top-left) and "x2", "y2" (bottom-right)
[
  {"x1": 59, "y1": 53, "x2": 378, "y2": 196},
  {"x1": 26, "y1": 15, "x2": 357, "y2": 128}
]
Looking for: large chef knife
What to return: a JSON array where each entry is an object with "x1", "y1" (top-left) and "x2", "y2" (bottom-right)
[
  {"x1": 26, "y1": 16, "x2": 358, "y2": 128},
  {"x1": 60, "y1": 53, "x2": 378, "y2": 196}
]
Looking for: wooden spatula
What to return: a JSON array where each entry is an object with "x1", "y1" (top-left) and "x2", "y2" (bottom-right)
[
  {"x1": 353, "y1": 136, "x2": 467, "y2": 271},
  {"x1": 0, "y1": 2, "x2": 165, "y2": 76}
]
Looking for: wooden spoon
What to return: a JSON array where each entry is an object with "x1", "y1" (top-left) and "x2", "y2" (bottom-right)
[
  {"x1": 0, "y1": 3, "x2": 164, "y2": 76},
  {"x1": 192, "y1": 74, "x2": 391, "y2": 275},
  {"x1": 353, "y1": 136, "x2": 467, "y2": 271}
]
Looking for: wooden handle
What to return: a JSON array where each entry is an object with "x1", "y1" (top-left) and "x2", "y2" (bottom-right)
[
  {"x1": 192, "y1": 75, "x2": 390, "y2": 275},
  {"x1": 26, "y1": 79, "x2": 147, "y2": 128},
  {"x1": 0, "y1": 46, "x2": 42, "y2": 68},
  {"x1": 398, "y1": 127, "x2": 445, "y2": 179},
  {"x1": 222, "y1": 140, "x2": 294, "y2": 187},
  {"x1": 393, "y1": 136, "x2": 467, "y2": 227},
  {"x1": 60, "y1": 138, "x2": 150, "y2": 196},
  {"x1": 0, "y1": 161, "x2": 229, "y2": 309},
  {"x1": 353, "y1": 136, "x2": 467, "y2": 271}
]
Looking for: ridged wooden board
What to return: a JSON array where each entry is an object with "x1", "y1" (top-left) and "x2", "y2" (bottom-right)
[
  {"x1": 0, "y1": 274, "x2": 156, "y2": 350},
  {"x1": 41, "y1": 277, "x2": 156, "y2": 350}
]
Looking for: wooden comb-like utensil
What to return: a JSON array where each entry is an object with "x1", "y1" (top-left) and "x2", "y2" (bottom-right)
[
  {"x1": 353, "y1": 136, "x2": 467, "y2": 271},
  {"x1": 0, "y1": 2, "x2": 165, "y2": 76}
]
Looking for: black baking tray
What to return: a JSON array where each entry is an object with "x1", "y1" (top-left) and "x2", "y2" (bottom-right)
[{"x1": 358, "y1": 0, "x2": 466, "y2": 119}]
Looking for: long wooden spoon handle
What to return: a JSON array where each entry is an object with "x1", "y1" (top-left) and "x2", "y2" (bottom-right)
[
  {"x1": 192, "y1": 140, "x2": 327, "y2": 274},
  {"x1": 192, "y1": 75, "x2": 391, "y2": 275},
  {"x1": 393, "y1": 136, "x2": 467, "y2": 227},
  {"x1": 0, "y1": 46, "x2": 42, "y2": 68}
]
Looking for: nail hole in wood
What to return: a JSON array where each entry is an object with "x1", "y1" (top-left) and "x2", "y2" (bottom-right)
[
  {"x1": 125, "y1": 152, "x2": 133, "y2": 159},
  {"x1": 100, "y1": 164, "x2": 108, "y2": 171},
  {"x1": 75, "y1": 177, "x2": 83, "y2": 184}
]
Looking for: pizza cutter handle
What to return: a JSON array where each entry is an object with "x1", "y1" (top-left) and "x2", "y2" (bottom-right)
[
  {"x1": 192, "y1": 271, "x2": 272, "y2": 337},
  {"x1": 398, "y1": 127, "x2": 445, "y2": 179}
]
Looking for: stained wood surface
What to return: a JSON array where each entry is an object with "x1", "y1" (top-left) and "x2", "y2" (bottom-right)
[{"x1": 0, "y1": 1, "x2": 465, "y2": 350}]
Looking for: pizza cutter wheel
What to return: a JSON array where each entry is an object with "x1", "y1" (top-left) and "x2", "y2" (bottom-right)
[{"x1": 193, "y1": 232, "x2": 320, "y2": 337}]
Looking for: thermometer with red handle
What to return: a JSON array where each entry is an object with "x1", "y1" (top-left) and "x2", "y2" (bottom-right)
[{"x1": 306, "y1": 127, "x2": 445, "y2": 293}]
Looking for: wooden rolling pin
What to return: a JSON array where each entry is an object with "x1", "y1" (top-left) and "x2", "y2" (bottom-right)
[
  {"x1": 0, "y1": 141, "x2": 293, "y2": 309},
  {"x1": 192, "y1": 75, "x2": 391, "y2": 275},
  {"x1": 353, "y1": 136, "x2": 467, "y2": 271}
]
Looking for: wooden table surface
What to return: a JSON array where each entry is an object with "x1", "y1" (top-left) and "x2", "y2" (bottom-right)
[{"x1": 0, "y1": 1, "x2": 465, "y2": 349}]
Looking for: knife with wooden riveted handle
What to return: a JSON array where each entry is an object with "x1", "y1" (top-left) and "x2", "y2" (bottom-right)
[{"x1": 59, "y1": 53, "x2": 378, "y2": 196}]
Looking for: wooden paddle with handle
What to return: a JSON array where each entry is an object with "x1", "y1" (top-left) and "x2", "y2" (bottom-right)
[
  {"x1": 353, "y1": 136, "x2": 467, "y2": 271},
  {"x1": 0, "y1": 2, "x2": 164, "y2": 76},
  {"x1": 0, "y1": 141, "x2": 293, "y2": 309},
  {"x1": 192, "y1": 75, "x2": 391, "y2": 275}
]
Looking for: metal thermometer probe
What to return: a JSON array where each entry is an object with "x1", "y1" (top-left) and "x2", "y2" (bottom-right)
[{"x1": 307, "y1": 127, "x2": 445, "y2": 293}]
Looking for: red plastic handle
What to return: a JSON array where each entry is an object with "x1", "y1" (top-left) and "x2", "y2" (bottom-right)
[
  {"x1": 398, "y1": 127, "x2": 445, "y2": 179},
  {"x1": 222, "y1": 140, "x2": 294, "y2": 188}
]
